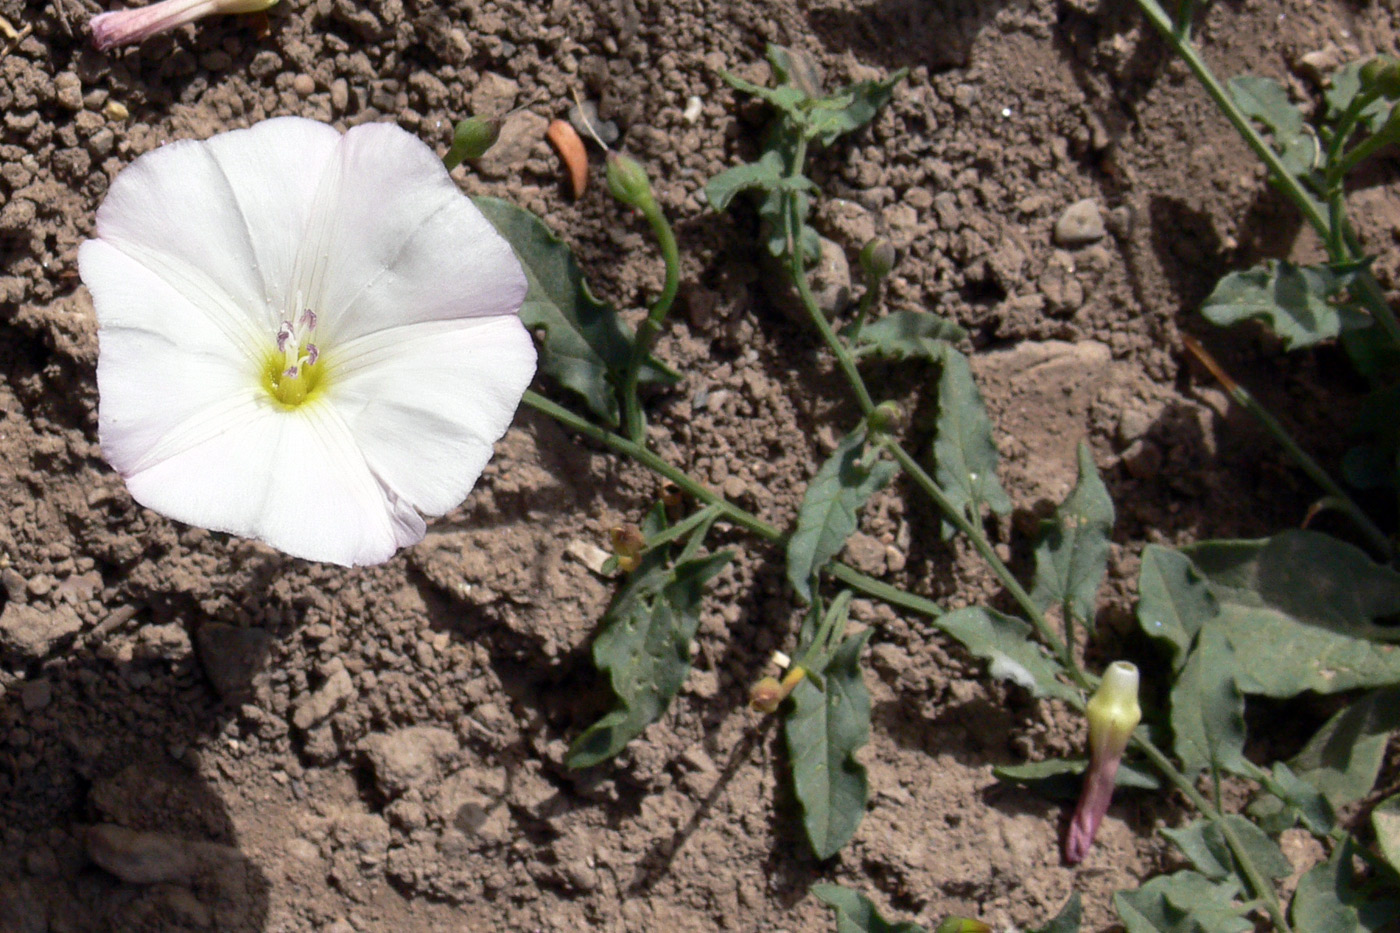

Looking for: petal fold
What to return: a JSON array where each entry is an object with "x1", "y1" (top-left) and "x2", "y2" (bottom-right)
[
  {"x1": 327, "y1": 316, "x2": 537, "y2": 516},
  {"x1": 296, "y1": 123, "x2": 528, "y2": 346}
]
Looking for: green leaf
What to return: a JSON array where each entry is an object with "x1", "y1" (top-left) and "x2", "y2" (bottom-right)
[
  {"x1": 1201, "y1": 260, "x2": 1371, "y2": 351},
  {"x1": 1290, "y1": 839, "x2": 1400, "y2": 932},
  {"x1": 930, "y1": 347, "x2": 1013, "y2": 539},
  {"x1": 1325, "y1": 61, "x2": 1393, "y2": 133},
  {"x1": 1251, "y1": 761, "x2": 1337, "y2": 836},
  {"x1": 1030, "y1": 442, "x2": 1115, "y2": 627},
  {"x1": 1289, "y1": 687, "x2": 1400, "y2": 809},
  {"x1": 1137, "y1": 545, "x2": 1219, "y2": 672},
  {"x1": 1162, "y1": 816, "x2": 1291, "y2": 883},
  {"x1": 806, "y1": 69, "x2": 910, "y2": 148},
  {"x1": 1114, "y1": 871, "x2": 1253, "y2": 933},
  {"x1": 705, "y1": 151, "x2": 786, "y2": 211},
  {"x1": 567, "y1": 549, "x2": 733, "y2": 768},
  {"x1": 936, "y1": 606, "x2": 1076, "y2": 702},
  {"x1": 1033, "y1": 893, "x2": 1083, "y2": 933},
  {"x1": 1229, "y1": 75, "x2": 1319, "y2": 177},
  {"x1": 1372, "y1": 793, "x2": 1400, "y2": 875},
  {"x1": 719, "y1": 70, "x2": 809, "y2": 123},
  {"x1": 1180, "y1": 531, "x2": 1400, "y2": 696},
  {"x1": 1170, "y1": 627, "x2": 1248, "y2": 778},
  {"x1": 851, "y1": 310, "x2": 967, "y2": 363},
  {"x1": 474, "y1": 196, "x2": 677, "y2": 425},
  {"x1": 787, "y1": 630, "x2": 873, "y2": 859},
  {"x1": 994, "y1": 757, "x2": 1161, "y2": 800},
  {"x1": 812, "y1": 884, "x2": 927, "y2": 933},
  {"x1": 787, "y1": 428, "x2": 898, "y2": 603}
]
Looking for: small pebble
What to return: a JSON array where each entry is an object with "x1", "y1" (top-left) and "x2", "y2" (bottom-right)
[
  {"x1": 567, "y1": 99, "x2": 618, "y2": 146},
  {"x1": 293, "y1": 74, "x2": 316, "y2": 98},
  {"x1": 1053, "y1": 198, "x2": 1106, "y2": 247},
  {"x1": 682, "y1": 95, "x2": 703, "y2": 123}
]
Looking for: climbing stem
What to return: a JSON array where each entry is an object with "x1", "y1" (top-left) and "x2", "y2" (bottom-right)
[{"x1": 620, "y1": 201, "x2": 682, "y2": 444}]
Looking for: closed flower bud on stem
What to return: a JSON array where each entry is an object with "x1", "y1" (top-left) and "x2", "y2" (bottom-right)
[
  {"x1": 748, "y1": 665, "x2": 807, "y2": 714},
  {"x1": 606, "y1": 152, "x2": 656, "y2": 213},
  {"x1": 1361, "y1": 55, "x2": 1400, "y2": 99},
  {"x1": 868, "y1": 400, "x2": 905, "y2": 436},
  {"x1": 90, "y1": 0, "x2": 277, "y2": 51},
  {"x1": 609, "y1": 524, "x2": 646, "y2": 573},
  {"x1": 1065, "y1": 661, "x2": 1140, "y2": 864},
  {"x1": 443, "y1": 116, "x2": 501, "y2": 169},
  {"x1": 859, "y1": 237, "x2": 896, "y2": 281}
]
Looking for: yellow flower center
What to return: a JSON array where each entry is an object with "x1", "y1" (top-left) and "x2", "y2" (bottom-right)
[{"x1": 261, "y1": 310, "x2": 326, "y2": 409}]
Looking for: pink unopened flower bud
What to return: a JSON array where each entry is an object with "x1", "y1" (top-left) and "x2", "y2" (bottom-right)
[
  {"x1": 90, "y1": 0, "x2": 277, "y2": 52},
  {"x1": 1065, "y1": 661, "x2": 1141, "y2": 864}
]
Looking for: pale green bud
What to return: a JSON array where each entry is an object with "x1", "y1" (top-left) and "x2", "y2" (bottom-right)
[
  {"x1": 606, "y1": 152, "x2": 656, "y2": 212},
  {"x1": 859, "y1": 237, "x2": 896, "y2": 281},
  {"x1": 443, "y1": 116, "x2": 501, "y2": 169},
  {"x1": 1086, "y1": 660, "x2": 1141, "y2": 762}
]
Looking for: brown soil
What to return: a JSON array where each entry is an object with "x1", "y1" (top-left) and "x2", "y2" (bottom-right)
[{"x1": 1, "y1": 0, "x2": 1396, "y2": 930}]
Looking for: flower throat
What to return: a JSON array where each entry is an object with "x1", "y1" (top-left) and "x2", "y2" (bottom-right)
[{"x1": 262, "y1": 309, "x2": 324, "y2": 408}]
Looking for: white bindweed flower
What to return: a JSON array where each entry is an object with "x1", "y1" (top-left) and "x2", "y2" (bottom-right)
[{"x1": 79, "y1": 117, "x2": 535, "y2": 566}]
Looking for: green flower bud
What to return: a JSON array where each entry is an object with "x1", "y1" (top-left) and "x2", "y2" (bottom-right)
[
  {"x1": 606, "y1": 152, "x2": 656, "y2": 212},
  {"x1": 868, "y1": 400, "x2": 905, "y2": 436},
  {"x1": 1086, "y1": 660, "x2": 1141, "y2": 762},
  {"x1": 1361, "y1": 56, "x2": 1400, "y2": 99},
  {"x1": 443, "y1": 116, "x2": 501, "y2": 169},
  {"x1": 859, "y1": 237, "x2": 896, "y2": 281}
]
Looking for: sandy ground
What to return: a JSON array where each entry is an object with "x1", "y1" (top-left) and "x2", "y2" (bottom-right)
[{"x1": 2, "y1": 0, "x2": 1397, "y2": 929}]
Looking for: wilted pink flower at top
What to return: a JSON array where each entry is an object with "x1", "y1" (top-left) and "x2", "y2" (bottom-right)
[{"x1": 90, "y1": 0, "x2": 276, "y2": 52}]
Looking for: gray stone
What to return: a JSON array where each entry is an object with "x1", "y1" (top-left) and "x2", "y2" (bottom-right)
[
  {"x1": 292, "y1": 667, "x2": 355, "y2": 731},
  {"x1": 195, "y1": 623, "x2": 270, "y2": 703},
  {"x1": 1054, "y1": 198, "x2": 1106, "y2": 247},
  {"x1": 568, "y1": 99, "x2": 618, "y2": 146},
  {"x1": 0, "y1": 602, "x2": 82, "y2": 657},
  {"x1": 810, "y1": 236, "x2": 852, "y2": 317},
  {"x1": 86, "y1": 824, "x2": 195, "y2": 885},
  {"x1": 361, "y1": 726, "x2": 458, "y2": 799}
]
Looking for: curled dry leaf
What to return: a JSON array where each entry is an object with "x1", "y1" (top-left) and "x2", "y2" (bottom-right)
[{"x1": 547, "y1": 118, "x2": 588, "y2": 198}]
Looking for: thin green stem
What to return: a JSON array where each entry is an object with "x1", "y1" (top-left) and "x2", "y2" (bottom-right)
[
  {"x1": 1131, "y1": 0, "x2": 1330, "y2": 238},
  {"x1": 1186, "y1": 337, "x2": 1393, "y2": 558},
  {"x1": 847, "y1": 280, "x2": 880, "y2": 345},
  {"x1": 1333, "y1": 127, "x2": 1395, "y2": 181},
  {"x1": 621, "y1": 202, "x2": 683, "y2": 444},
  {"x1": 783, "y1": 158, "x2": 876, "y2": 416},
  {"x1": 1131, "y1": 737, "x2": 1294, "y2": 933},
  {"x1": 522, "y1": 390, "x2": 781, "y2": 541},
  {"x1": 829, "y1": 562, "x2": 944, "y2": 618},
  {"x1": 524, "y1": 389, "x2": 932, "y2": 615},
  {"x1": 883, "y1": 440, "x2": 1088, "y2": 688}
]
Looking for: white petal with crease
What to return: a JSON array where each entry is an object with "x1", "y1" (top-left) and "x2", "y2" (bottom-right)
[
  {"x1": 297, "y1": 122, "x2": 528, "y2": 346},
  {"x1": 329, "y1": 316, "x2": 537, "y2": 516}
]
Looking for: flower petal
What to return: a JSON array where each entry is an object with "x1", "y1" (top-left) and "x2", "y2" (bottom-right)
[
  {"x1": 89, "y1": 117, "x2": 339, "y2": 357},
  {"x1": 326, "y1": 315, "x2": 537, "y2": 516},
  {"x1": 295, "y1": 122, "x2": 527, "y2": 346},
  {"x1": 121, "y1": 398, "x2": 424, "y2": 566}
]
